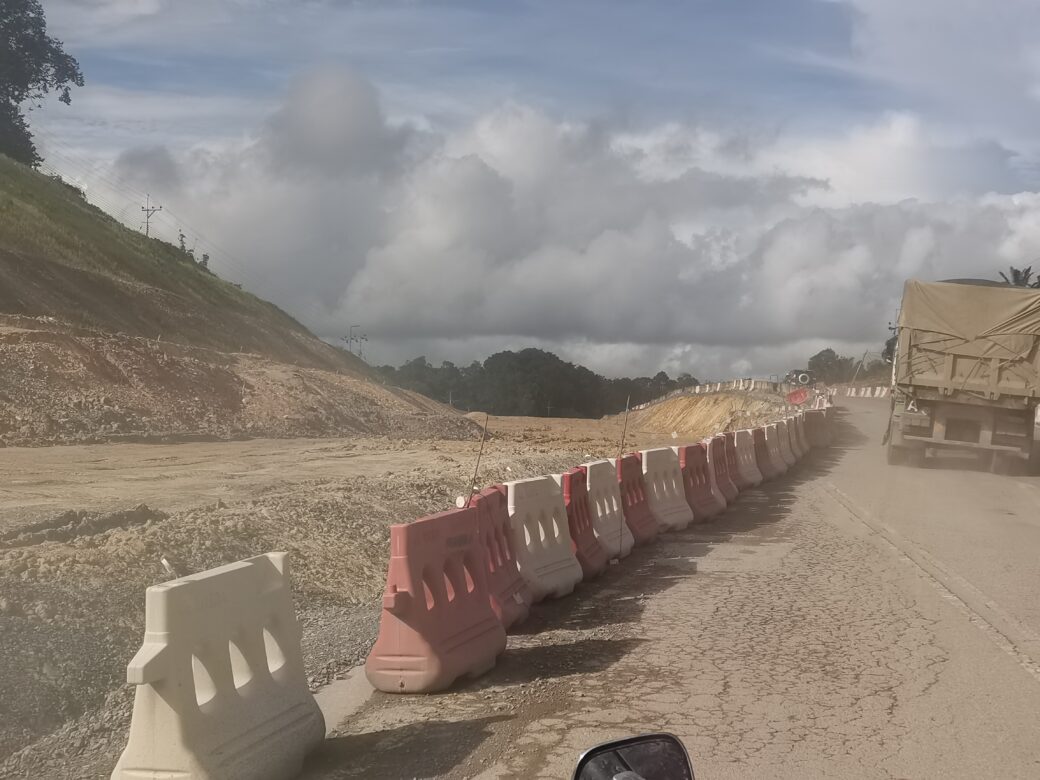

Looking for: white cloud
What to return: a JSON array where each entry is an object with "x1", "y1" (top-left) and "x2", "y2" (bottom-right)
[{"x1": 39, "y1": 68, "x2": 1040, "y2": 379}]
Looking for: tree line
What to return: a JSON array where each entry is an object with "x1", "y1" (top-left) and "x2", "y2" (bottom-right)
[{"x1": 378, "y1": 349, "x2": 699, "y2": 418}]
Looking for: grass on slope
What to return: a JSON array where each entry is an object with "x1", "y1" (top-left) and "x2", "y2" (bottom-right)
[{"x1": 0, "y1": 154, "x2": 363, "y2": 373}]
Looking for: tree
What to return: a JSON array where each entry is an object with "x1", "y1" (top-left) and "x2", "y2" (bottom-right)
[
  {"x1": 882, "y1": 334, "x2": 897, "y2": 363},
  {"x1": 998, "y1": 265, "x2": 1040, "y2": 288},
  {"x1": 1, "y1": 0, "x2": 84, "y2": 166},
  {"x1": 807, "y1": 348, "x2": 856, "y2": 383}
]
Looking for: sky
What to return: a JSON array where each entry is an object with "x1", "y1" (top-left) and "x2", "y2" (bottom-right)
[{"x1": 28, "y1": 0, "x2": 1040, "y2": 379}]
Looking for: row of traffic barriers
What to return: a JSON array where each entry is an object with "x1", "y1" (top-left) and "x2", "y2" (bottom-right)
[
  {"x1": 839, "y1": 385, "x2": 889, "y2": 398},
  {"x1": 365, "y1": 409, "x2": 832, "y2": 694},
  {"x1": 110, "y1": 406, "x2": 835, "y2": 779}
]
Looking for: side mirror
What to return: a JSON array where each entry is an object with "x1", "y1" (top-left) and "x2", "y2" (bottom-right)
[{"x1": 574, "y1": 733, "x2": 694, "y2": 780}]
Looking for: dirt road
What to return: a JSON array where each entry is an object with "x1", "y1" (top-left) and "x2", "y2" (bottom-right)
[{"x1": 304, "y1": 400, "x2": 1040, "y2": 779}]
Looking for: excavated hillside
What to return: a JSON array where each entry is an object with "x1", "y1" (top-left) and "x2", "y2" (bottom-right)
[
  {"x1": 0, "y1": 156, "x2": 477, "y2": 445},
  {"x1": 627, "y1": 390, "x2": 786, "y2": 438}
]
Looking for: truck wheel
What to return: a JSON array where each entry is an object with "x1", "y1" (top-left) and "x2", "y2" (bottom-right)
[{"x1": 886, "y1": 440, "x2": 907, "y2": 465}]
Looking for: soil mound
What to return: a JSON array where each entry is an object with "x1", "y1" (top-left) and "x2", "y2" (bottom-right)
[{"x1": 628, "y1": 390, "x2": 786, "y2": 439}]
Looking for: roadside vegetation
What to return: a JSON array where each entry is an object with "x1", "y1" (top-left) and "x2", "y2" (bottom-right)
[{"x1": 379, "y1": 349, "x2": 699, "y2": 418}]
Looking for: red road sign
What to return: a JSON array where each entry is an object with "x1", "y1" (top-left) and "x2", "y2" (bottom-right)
[{"x1": 786, "y1": 388, "x2": 810, "y2": 406}]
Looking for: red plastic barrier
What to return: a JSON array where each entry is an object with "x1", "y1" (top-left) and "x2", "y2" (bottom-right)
[
  {"x1": 615, "y1": 453, "x2": 660, "y2": 545},
  {"x1": 675, "y1": 443, "x2": 726, "y2": 520},
  {"x1": 472, "y1": 485, "x2": 531, "y2": 630},
  {"x1": 724, "y1": 432, "x2": 754, "y2": 491},
  {"x1": 560, "y1": 467, "x2": 609, "y2": 579},
  {"x1": 708, "y1": 435, "x2": 740, "y2": 503},
  {"x1": 366, "y1": 507, "x2": 507, "y2": 693},
  {"x1": 752, "y1": 426, "x2": 780, "y2": 480}
]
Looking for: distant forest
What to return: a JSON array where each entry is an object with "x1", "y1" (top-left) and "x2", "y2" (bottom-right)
[{"x1": 378, "y1": 348, "x2": 699, "y2": 418}]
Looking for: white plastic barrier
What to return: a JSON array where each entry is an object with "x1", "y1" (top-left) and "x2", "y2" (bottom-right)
[
  {"x1": 777, "y1": 420, "x2": 798, "y2": 466},
  {"x1": 505, "y1": 476, "x2": 583, "y2": 601},
  {"x1": 582, "y1": 459, "x2": 635, "y2": 559},
  {"x1": 793, "y1": 414, "x2": 810, "y2": 455},
  {"x1": 733, "y1": 429, "x2": 764, "y2": 487},
  {"x1": 640, "y1": 447, "x2": 694, "y2": 531},
  {"x1": 112, "y1": 552, "x2": 324, "y2": 780},
  {"x1": 703, "y1": 435, "x2": 738, "y2": 504},
  {"x1": 786, "y1": 415, "x2": 807, "y2": 459},
  {"x1": 764, "y1": 423, "x2": 789, "y2": 475}
]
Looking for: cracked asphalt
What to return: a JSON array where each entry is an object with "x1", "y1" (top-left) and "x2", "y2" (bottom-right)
[{"x1": 303, "y1": 401, "x2": 1040, "y2": 779}]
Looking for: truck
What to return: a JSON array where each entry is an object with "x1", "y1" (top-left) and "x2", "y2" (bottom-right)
[{"x1": 885, "y1": 278, "x2": 1040, "y2": 471}]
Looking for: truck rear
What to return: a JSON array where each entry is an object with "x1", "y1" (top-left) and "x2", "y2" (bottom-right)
[{"x1": 886, "y1": 279, "x2": 1040, "y2": 470}]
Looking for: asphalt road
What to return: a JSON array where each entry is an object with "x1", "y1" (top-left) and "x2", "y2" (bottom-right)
[{"x1": 304, "y1": 399, "x2": 1040, "y2": 779}]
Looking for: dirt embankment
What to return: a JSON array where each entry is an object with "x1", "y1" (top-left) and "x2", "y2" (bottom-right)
[
  {"x1": 627, "y1": 390, "x2": 787, "y2": 437},
  {"x1": 0, "y1": 315, "x2": 478, "y2": 447}
]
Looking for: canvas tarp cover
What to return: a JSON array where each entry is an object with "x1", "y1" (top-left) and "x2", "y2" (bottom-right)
[{"x1": 898, "y1": 280, "x2": 1040, "y2": 359}]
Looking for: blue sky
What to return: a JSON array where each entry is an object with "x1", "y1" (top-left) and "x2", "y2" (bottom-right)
[
  {"x1": 45, "y1": 1, "x2": 884, "y2": 134},
  {"x1": 31, "y1": 0, "x2": 1040, "y2": 378}
]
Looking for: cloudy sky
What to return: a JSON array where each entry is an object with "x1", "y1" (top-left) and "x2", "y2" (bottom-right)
[{"x1": 30, "y1": 0, "x2": 1040, "y2": 379}]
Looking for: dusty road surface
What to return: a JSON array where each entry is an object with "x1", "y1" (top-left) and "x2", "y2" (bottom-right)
[{"x1": 302, "y1": 399, "x2": 1040, "y2": 779}]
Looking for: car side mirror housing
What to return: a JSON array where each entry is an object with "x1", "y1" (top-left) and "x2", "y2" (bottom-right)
[{"x1": 574, "y1": 733, "x2": 694, "y2": 780}]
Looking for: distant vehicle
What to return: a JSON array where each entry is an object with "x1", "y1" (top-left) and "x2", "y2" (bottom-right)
[
  {"x1": 885, "y1": 278, "x2": 1040, "y2": 471},
  {"x1": 785, "y1": 369, "x2": 816, "y2": 386}
]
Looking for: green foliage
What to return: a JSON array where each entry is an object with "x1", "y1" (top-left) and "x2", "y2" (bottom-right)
[
  {"x1": 807, "y1": 348, "x2": 856, "y2": 383},
  {"x1": 379, "y1": 348, "x2": 699, "y2": 418},
  {"x1": 882, "y1": 334, "x2": 897, "y2": 363},
  {"x1": 0, "y1": 154, "x2": 347, "y2": 370},
  {"x1": 0, "y1": 0, "x2": 84, "y2": 166}
]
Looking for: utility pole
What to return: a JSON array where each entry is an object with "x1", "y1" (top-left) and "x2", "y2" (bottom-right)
[
  {"x1": 546, "y1": 401, "x2": 552, "y2": 417},
  {"x1": 141, "y1": 194, "x2": 162, "y2": 238}
]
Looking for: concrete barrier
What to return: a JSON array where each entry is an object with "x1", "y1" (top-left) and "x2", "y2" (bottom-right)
[
  {"x1": 112, "y1": 553, "x2": 325, "y2": 780},
  {"x1": 582, "y1": 459, "x2": 635, "y2": 559},
  {"x1": 640, "y1": 447, "x2": 694, "y2": 531},
  {"x1": 505, "y1": 476, "x2": 584, "y2": 601},
  {"x1": 733, "y1": 429, "x2": 763, "y2": 488}
]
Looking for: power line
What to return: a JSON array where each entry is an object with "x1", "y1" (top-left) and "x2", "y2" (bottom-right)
[{"x1": 31, "y1": 127, "x2": 274, "y2": 293}]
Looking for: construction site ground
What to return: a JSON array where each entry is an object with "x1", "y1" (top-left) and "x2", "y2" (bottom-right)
[
  {"x1": 9, "y1": 395, "x2": 1036, "y2": 778},
  {"x1": 0, "y1": 390, "x2": 773, "y2": 778},
  {"x1": 301, "y1": 398, "x2": 1040, "y2": 779}
]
